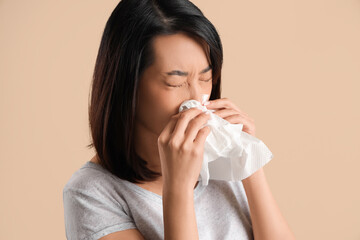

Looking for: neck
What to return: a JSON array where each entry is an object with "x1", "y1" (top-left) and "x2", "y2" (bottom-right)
[{"x1": 134, "y1": 119, "x2": 162, "y2": 174}]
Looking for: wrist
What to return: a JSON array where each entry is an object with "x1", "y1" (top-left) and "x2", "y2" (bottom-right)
[
  {"x1": 163, "y1": 182, "x2": 194, "y2": 198},
  {"x1": 242, "y1": 168, "x2": 265, "y2": 186}
]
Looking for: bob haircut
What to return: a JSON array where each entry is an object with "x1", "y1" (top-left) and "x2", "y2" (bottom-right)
[{"x1": 87, "y1": 0, "x2": 223, "y2": 183}]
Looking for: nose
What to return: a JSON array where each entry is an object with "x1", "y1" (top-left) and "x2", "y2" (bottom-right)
[{"x1": 188, "y1": 81, "x2": 203, "y2": 103}]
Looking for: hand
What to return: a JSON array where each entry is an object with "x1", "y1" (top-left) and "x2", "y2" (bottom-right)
[
  {"x1": 157, "y1": 108, "x2": 211, "y2": 191},
  {"x1": 205, "y1": 97, "x2": 256, "y2": 137}
]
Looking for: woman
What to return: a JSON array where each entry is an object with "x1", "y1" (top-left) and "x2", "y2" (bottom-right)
[{"x1": 63, "y1": 0, "x2": 296, "y2": 239}]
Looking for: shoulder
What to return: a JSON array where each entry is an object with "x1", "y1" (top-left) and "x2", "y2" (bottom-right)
[
  {"x1": 64, "y1": 161, "x2": 109, "y2": 192},
  {"x1": 62, "y1": 161, "x2": 133, "y2": 212},
  {"x1": 63, "y1": 161, "x2": 128, "y2": 198},
  {"x1": 62, "y1": 161, "x2": 137, "y2": 240}
]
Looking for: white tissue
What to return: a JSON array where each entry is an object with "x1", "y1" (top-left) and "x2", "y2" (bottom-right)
[{"x1": 178, "y1": 94, "x2": 274, "y2": 186}]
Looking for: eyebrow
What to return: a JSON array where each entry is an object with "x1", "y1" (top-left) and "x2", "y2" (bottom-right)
[{"x1": 165, "y1": 65, "x2": 212, "y2": 76}]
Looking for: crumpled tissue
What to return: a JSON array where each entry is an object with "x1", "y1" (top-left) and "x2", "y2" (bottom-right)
[{"x1": 178, "y1": 94, "x2": 274, "y2": 186}]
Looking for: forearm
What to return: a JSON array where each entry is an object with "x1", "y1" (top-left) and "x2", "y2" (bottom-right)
[
  {"x1": 162, "y1": 184, "x2": 199, "y2": 240},
  {"x1": 242, "y1": 168, "x2": 296, "y2": 240}
]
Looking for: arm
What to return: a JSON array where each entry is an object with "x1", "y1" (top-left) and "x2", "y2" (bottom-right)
[
  {"x1": 156, "y1": 108, "x2": 211, "y2": 240},
  {"x1": 162, "y1": 183, "x2": 199, "y2": 240},
  {"x1": 242, "y1": 168, "x2": 296, "y2": 240}
]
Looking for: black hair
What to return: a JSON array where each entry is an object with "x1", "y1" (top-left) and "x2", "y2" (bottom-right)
[{"x1": 87, "y1": 0, "x2": 223, "y2": 183}]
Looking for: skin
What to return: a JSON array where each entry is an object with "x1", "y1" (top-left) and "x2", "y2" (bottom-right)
[
  {"x1": 131, "y1": 32, "x2": 214, "y2": 195},
  {"x1": 92, "y1": 32, "x2": 296, "y2": 240}
]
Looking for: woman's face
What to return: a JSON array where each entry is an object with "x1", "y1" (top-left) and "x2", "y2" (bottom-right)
[{"x1": 135, "y1": 32, "x2": 213, "y2": 136}]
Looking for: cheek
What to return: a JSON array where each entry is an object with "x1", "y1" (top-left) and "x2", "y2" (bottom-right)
[
  {"x1": 136, "y1": 85, "x2": 179, "y2": 135},
  {"x1": 135, "y1": 81, "x2": 213, "y2": 135},
  {"x1": 204, "y1": 83, "x2": 213, "y2": 96}
]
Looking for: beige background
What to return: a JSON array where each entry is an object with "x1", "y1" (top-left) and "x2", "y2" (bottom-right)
[{"x1": 1, "y1": 0, "x2": 359, "y2": 239}]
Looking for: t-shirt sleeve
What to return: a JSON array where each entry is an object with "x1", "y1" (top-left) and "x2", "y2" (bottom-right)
[{"x1": 63, "y1": 187, "x2": 137, "y2": 240}]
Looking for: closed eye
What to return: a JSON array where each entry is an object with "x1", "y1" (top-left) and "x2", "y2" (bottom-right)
[{"x1": 167, "y1": 78, "x2": 212, "y2": 88}]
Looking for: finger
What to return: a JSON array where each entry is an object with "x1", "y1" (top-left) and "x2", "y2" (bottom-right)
[
  {"x1": 193, "y1": 125, "x2": 211, "y2": 146},
  {"x1": 223, "y1": 114, "x2": 250, "y2": 125},
  {"x1": 214, "y1": 109, "x2": 253, "y2": 124},
  {"x1": 159, "y1": 108, "x2": 194, "y2": 144},
  {"x1": 183, "y1": 111, "x2": 211, "y2": 144},
  {"x1": 204, "y1": 98, "x2": 231, "y2": 109},
  {"x1": 212, "y1": 108, "x2": 242, "y2": 119},
  {"x1": 171, "y1": 108, "x2": 204, "y2": 141},
  {"x1": 206, "y1": 98, "x2": 249, "y2": 117},
  {"x1": 158, "y1": 114, "x2": 179, "y2": 144}
]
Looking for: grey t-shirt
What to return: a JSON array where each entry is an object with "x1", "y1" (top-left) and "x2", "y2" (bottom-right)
[{"x1": 63, "y1": 161, "x2": 253, "y2": 240}]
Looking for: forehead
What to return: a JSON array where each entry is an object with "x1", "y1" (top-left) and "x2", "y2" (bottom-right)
[{"x1": 151, "y1": 33, "x2": 210, "y2": 70}]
